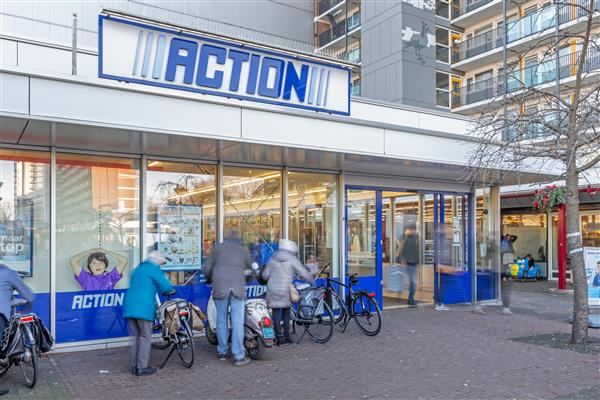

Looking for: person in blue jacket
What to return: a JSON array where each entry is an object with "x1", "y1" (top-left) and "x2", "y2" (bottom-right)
[
  {"x1": 123, "y1": 252, "x2": 173, "y2": 376},
  {"x1": 593, "y1": 261, "x2": 600, "y2": 287}
]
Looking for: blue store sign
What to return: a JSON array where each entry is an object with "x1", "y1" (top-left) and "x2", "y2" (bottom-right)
[{"x1": 98, "y1": 14, "x2": 351, "y2": 115}]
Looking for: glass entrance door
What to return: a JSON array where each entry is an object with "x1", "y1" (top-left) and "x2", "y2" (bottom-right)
[
  {"x1": 382, "y1": 192, "x2": 433, "y2": 307},
  {"x1": 433, "y1": 193, "x2": 471, "y2": 305},
  {"x1": 346, "y1": 189, "x2": 381, "y2": 303},
  {"x1": 345, "y1": 188, "x2": 472, "y2": 309}
]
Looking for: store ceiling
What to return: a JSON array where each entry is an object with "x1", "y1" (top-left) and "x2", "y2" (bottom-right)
[{"x1": 1, "y1": 115, "x2": 555, "y2": 186}]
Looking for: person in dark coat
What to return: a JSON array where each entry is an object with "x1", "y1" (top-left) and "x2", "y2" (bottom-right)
[
  {"x1": 262, "y1": 239, "x2": 314, "y2": 345},
  {"x1": 203, "y1": 230, "x2": 254, "y2": 366},
  {"x1": 122, "y1": 252, "x2": 173, "y2": 376},
  {"x1": 398, "y1": 226, "x2": 419, "y2": 305}
]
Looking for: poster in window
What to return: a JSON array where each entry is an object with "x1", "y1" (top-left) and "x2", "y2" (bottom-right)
[
  {"x1": 0, "y1": 198, "x2": 33, "y2": 276},
  {"x1": 583, "y1": 247, "x2": 600, "y2": 306},
  {"x1": 157, "y1": 205, "x2": 202, "y2": 271}
]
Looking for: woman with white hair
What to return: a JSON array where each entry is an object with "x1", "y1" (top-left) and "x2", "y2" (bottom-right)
[
  {"x1": 262, "y1": 239, "x2": 314, "y2": 345},
  {"x1": 122, "y1": 251, "x2": 173, "y2": 376}
]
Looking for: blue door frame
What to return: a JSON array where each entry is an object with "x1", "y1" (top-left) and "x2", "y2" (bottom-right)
[{"x1": 346, "y1": 186, "x2": 474, "y2": 307}]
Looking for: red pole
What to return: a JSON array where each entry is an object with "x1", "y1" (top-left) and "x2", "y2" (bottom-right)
[{"x1": 557, "y1": 204, "x2": 567, "y2": 290}]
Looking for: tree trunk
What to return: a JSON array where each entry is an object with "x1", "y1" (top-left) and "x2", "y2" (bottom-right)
[{"x1": 565, "y1": 161, "x2": 588, "y2": 344}]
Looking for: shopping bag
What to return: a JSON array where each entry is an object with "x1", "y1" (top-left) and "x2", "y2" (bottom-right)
[
  {"x1": 386, "y1": 265, "x2": 405, "y2": 292},
  {"x1": 190, "y1": 304, "x2": 206, "y2": 332}
]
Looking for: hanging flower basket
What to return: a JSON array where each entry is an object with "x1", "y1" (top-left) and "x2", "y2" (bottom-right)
[{"x1": 533, "y1": 185, "x2": 566, "y2": 210}]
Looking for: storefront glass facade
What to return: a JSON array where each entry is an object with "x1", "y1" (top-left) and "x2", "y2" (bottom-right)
[
  {"x1": 55, "y1": 154, "x2": 140, "y2": 342},
  {"x1": 0, "y1": 149, "x2": 50, "y2": 327},
  {"x1": 223, "y1": 167, "x2": 282, "y2": 264},
  {"x1": 0, "y1": 147, "x2": 500, "y2": 346}
]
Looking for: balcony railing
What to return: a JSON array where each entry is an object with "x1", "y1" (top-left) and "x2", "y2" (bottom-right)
[
  {"x1": 347, "y1": 47, "x2": 361, "y2": 63},
  {"x1": 351, "y1": 82, "x2": 361, "y2": 96},
  {"x1": 318, "y1": 12, "x2": 361, "y2": 47},
  {"x1": 318, "y1": 0, "x2": 344, "y2": 16},
  {"x1": 454, "y1": 2, "x2": 598, "y2": 63},
  {"x1": 456, "y1": 0, "x2": 494, "y2": 16},
  {"x1": 453, "y1": 47, "x2": 600, "y2": 108}
]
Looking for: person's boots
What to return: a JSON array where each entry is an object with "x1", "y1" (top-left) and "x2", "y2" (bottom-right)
[
  {"x1": 283, "y1": 335, "x2": 293, "y2": 345},
  {"x1": 275, "y1": 335, "x2": 284, "y2": 346}
]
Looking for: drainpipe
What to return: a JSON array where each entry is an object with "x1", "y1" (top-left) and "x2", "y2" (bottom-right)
[
  {"x1": 71, "y1": 12, "x2": 77, "y2": 75},
  {"x1": 345, "y1": 0, "x2": 349, "y2": 58}
]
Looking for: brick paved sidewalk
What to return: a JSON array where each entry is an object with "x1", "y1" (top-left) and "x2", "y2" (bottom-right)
[{"x1": 4, "y1": 305, "x2": 595, "y2": 400}]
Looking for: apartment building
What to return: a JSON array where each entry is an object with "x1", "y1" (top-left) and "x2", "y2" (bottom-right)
[
  {"x1": 314, "y1": 0, "x2": 362, "y2": 94},
  {"x1": 450, "y1": 0, "x2": 600, "y2": 116},
  {"x1": 313, "y1": 0, "x2": 599, "y2": 281},
  {"x1": 447, "y1": 0, "x2": 600, "y2": 282}
]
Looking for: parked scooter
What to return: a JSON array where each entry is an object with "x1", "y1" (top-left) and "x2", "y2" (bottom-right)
[{"x1": 205, "y1": 264, "x2": 275, "y2": 359}]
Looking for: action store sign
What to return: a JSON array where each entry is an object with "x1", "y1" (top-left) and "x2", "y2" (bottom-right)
[{"x1": 99, "y1": 14, "x2": 351, "y2": 115}]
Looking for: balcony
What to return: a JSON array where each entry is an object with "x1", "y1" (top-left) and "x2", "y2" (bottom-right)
[
  {"x1": 318, "y1": 0, "x2": 344, "y2": 16},
  {"x1": 318, "y1": 12, "x2": 361, "y2": 48},
  {"x1": 347, "y1": 47, "x2": 361, "y2": 63},
  {"x1": 459, "y1": 0, "x2": 494, "y2": 15},
  {"x1": 452, "y1": 47, "x2": 600, "y2": 110},
  {"x1": 452, "y1": 0, "x2": 503, "y2": 28},
  {"x1": 453, "y1": 3, "x2": 599, "y2": 67}
]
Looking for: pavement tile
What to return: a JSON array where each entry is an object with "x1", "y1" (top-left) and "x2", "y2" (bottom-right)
[{"x1": 1, "y1": 282, "x2": 598, "y2": 400}]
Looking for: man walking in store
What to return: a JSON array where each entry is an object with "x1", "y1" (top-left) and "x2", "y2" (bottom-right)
[
  {"x1": 203, "y1": 230, "x2": 254, "y2": 366},
  {"x1": 399, "y1": 226, "x2": 419, "y2": 306}
]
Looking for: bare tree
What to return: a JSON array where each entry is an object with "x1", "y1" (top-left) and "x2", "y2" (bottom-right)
[{"x1": 464, "y1": 0, "x2": 600, "y2": 344}]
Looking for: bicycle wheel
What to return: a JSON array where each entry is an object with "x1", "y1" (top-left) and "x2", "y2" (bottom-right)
[
  {"x1": 176, "y1": 319, "x2": 194, "y2": 368},
  {"x1": 306, "y1": 300, "x2": 334, "y2": 344},
  {"x1": 352, "y1": 292, "x2": 382, "y2": 336},
  {"x1": 20, "y1": 326, "x2": 38, "y2": 388}
]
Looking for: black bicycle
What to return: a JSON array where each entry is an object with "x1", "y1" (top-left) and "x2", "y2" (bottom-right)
[
  {"x1": 320, "y1": 264, "x2": 382, "y2": 336},
  {"x1": 151, "y1": 292, "x2": 195, "y2": 368},
  {"x1": 0, "y1": 299, "x2": 38, "y2": 388}
]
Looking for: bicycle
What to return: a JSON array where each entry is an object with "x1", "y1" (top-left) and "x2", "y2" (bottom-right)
[
  {"x1": 320, "y1": 264, "x2": 382, "y2": 336},
  {"x1": 151, "y1": 292, "x2": 195, "y2": 368},
  {"x1": 290, "y1": 283, "x2": 335, "y2": 344},
  {"x1": 0, "y1": 298, "x2": 39, "y2": 388}
]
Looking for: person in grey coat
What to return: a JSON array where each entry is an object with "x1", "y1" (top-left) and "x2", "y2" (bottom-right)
[
  {"x1": 262, "y1": 239, "x2": 314, "y2": 345},
  {"x1": 203, "y1": 230, "x2": 254, "y2": 365}
]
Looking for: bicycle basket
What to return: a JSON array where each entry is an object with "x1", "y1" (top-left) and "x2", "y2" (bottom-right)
[
  {"x1": 298, "y1": 289, "x2": 323, "y2": 320},
  {"x1": 34, "y1": 317, "x2": 54, "y2": 353},
  {"x1": 4, "y1": 320, "x2": 24, "y2": 358},
  {"x1": 157, "y1": 300, "x2": 181, "y2": 336}
]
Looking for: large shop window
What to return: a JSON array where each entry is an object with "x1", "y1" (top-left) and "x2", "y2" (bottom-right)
[
  {"x1": 146, "y1": 161, "x2": 216, "y2": 307},
  {"x1": 55, "y1": 154, "x2": 140, "y2": 343},
  {"x1": 0, "y1": 149, "x2": 50, "y2": 327},
  {"x1": 288, "y1": 172, "x2": 338, "y2": 276},
  {"x1": 223, "y1": 167, "x2": 281, "y2": 266}
]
